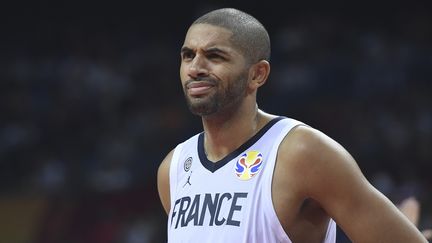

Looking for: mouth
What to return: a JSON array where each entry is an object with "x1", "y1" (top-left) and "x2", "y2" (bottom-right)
[{"x1": 186, "y1": 81, "x2": 216, "y2": 96}]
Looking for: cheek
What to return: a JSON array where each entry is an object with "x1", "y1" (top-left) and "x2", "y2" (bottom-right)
[{"x1": 179, "y1": 65, "x2": 188, "y2": 81}]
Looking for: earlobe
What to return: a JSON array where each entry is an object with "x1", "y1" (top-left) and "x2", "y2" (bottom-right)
[{"x1": 250, "y1": 60, "x2": 270, "y2": 89}]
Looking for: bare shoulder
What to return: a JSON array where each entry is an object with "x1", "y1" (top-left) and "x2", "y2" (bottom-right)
[
  {"x1": 158, "y1": 149, "x2": 174, "y2": 177},
  {"x1": 277, "y1": 125, "x2": 428, "y2": 242},
  {"x1": 157, "y1": 149, "x2": 175, "y2": 214},
  {"x1": 276, "y1": 124, "x2": 369, "y2": 206},
  {"x1": 271, "y1": 124, "x2": 359, "y2": 234},
  {"x1": 281, "y1": 125, "x2": 352, "y2": 157},
  {"x1": 278, "y1": 124, "x2": 362, "y2": 181}
]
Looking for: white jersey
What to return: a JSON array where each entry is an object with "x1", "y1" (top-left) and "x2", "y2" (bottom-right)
[{"x1": 167, "y1": 117, "x2": 336, "y2": 243}]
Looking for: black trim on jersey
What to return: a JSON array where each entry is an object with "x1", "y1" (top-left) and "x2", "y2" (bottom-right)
[{"x1": 198, "y1": 116, "x2": 286, "y2": 173}]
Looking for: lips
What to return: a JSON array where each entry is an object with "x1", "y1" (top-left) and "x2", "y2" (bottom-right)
[{"x1": 186, "y1": 81, "x2": 215, "y2": 96}]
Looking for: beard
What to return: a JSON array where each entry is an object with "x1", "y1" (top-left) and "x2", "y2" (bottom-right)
[{"x1": 183, "y1": 72, "x2": 249, "y2": 117}]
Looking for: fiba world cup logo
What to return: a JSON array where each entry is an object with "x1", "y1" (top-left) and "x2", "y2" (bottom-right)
[{"x1": 234, "y1": 151, "x2": 263, "y2": 180}]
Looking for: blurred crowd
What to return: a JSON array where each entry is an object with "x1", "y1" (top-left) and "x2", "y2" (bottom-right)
[{"x1": 1, "y1": 3, "x2": 431, "y2": 243}]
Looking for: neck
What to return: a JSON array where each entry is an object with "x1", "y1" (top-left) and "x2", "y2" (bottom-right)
[{"x1": 201, "y1": 103, "x2": 273, "y2": 162}]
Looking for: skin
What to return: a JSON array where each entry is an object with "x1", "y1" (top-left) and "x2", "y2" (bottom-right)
[
  {"x1": 157, "y1": 23, "x2": 427, "y2": 242},
  {"x1": 398, "y1": 197, "x2": 432, "y2": 240}
]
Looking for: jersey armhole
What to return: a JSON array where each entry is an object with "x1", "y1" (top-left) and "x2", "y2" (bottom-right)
[
  {"x1": 169, "y1": 143, "x2": 183, "y2": 209},
  {"x1": 263, "y1": 120, "x2": 305, "y2": 242}
]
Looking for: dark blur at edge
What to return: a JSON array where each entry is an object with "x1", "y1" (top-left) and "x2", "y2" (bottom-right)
[{"x1": 1, "y1": 1, "x2": 431, "y2": 242}]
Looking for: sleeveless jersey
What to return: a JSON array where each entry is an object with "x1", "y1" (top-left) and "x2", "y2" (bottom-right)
[{"x1": 167, "y1": 117, "x2": 336, "y2": 243}]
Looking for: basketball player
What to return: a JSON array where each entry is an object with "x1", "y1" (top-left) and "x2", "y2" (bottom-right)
[{"x1": 157, "y1": 8, "x2": 427, "y2": 242}]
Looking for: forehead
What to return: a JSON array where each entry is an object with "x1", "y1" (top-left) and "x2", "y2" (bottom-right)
[{"x1": 183, "y1": 24, "x2": 234, "y2": 50}]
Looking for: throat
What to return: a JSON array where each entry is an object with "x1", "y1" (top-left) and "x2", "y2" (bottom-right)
[
  {"x1": 197, "y1": 114, "x2": 282, "y2": 173},
  {"x1": 202, "y1": 115, "x2": 262, "y2": 163}
]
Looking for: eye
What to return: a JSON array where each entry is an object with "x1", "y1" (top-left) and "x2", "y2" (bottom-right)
[
  {"x1": 181, "y1": 51, "x2": 195, "y2": 61},
  {"x1": 207, "y1": 53, "x2": 225, "y2": 61}
]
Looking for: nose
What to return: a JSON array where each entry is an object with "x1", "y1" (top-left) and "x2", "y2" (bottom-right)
[{"x1": 188, "y1": 55, "x2": 209, "y2": 79}]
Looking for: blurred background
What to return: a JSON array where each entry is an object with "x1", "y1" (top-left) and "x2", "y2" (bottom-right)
[{"x1": 1, "y1": 1, "x2": 431, "y2": 242}]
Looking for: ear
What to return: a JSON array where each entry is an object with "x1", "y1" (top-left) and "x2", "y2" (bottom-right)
[{"x1": 248, "y1": 60, "x2": 270, "y2": 90}]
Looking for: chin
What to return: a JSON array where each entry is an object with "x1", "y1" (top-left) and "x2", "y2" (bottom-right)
[{"x1": 187, "y1": 102, "x2": 218, "y2": 116}]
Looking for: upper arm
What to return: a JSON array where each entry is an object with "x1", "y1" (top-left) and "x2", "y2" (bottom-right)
[
  {"x1": 157, "y1": 149, "x2": 174, "y2": 215},
  {"x1": 288, "y1": 126, "x2": 426, "y2": 243}
]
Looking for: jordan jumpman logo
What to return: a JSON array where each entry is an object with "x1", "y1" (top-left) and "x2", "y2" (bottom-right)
[{"x1": 183, "y1": 171, "x2": 192, "y2": 187}]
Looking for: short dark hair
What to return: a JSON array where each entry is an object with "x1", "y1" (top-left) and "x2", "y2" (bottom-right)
[{"x1": 192, "y1": 8, "x2": 271, "y2": 63}]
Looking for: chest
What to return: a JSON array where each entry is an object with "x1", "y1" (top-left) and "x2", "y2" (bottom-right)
[{"x1": 170, "y1": 144, "x2": 282, "y2": 237}]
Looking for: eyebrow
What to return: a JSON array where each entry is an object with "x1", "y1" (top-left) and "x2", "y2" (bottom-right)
[
  {"x1": 180, "y1": 46, "x2": 230, "y2": 56},
  {"x1": 205, "y1": 47, "x2": 230, "y2": 56},
  {"x1": 180, "y1": 46, "x2": 193, "y2": 54}
]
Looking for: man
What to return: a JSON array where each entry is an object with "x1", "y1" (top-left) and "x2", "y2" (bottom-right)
[{"x1": 157, "y1": 8, "x2": 427, "y2": 242}]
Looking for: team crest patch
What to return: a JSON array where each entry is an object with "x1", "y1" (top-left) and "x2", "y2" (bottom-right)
[
  {"x1": 234, "y1": 150, "x2": 264, "y2": 180},
  {"x1": 184, "y1": 157, "x2": 192, "y2": 172}
]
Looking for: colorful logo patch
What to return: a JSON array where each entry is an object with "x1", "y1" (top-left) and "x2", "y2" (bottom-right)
[{"x1": 234, "y1": 150, "x2": 264, "y2": 180}]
